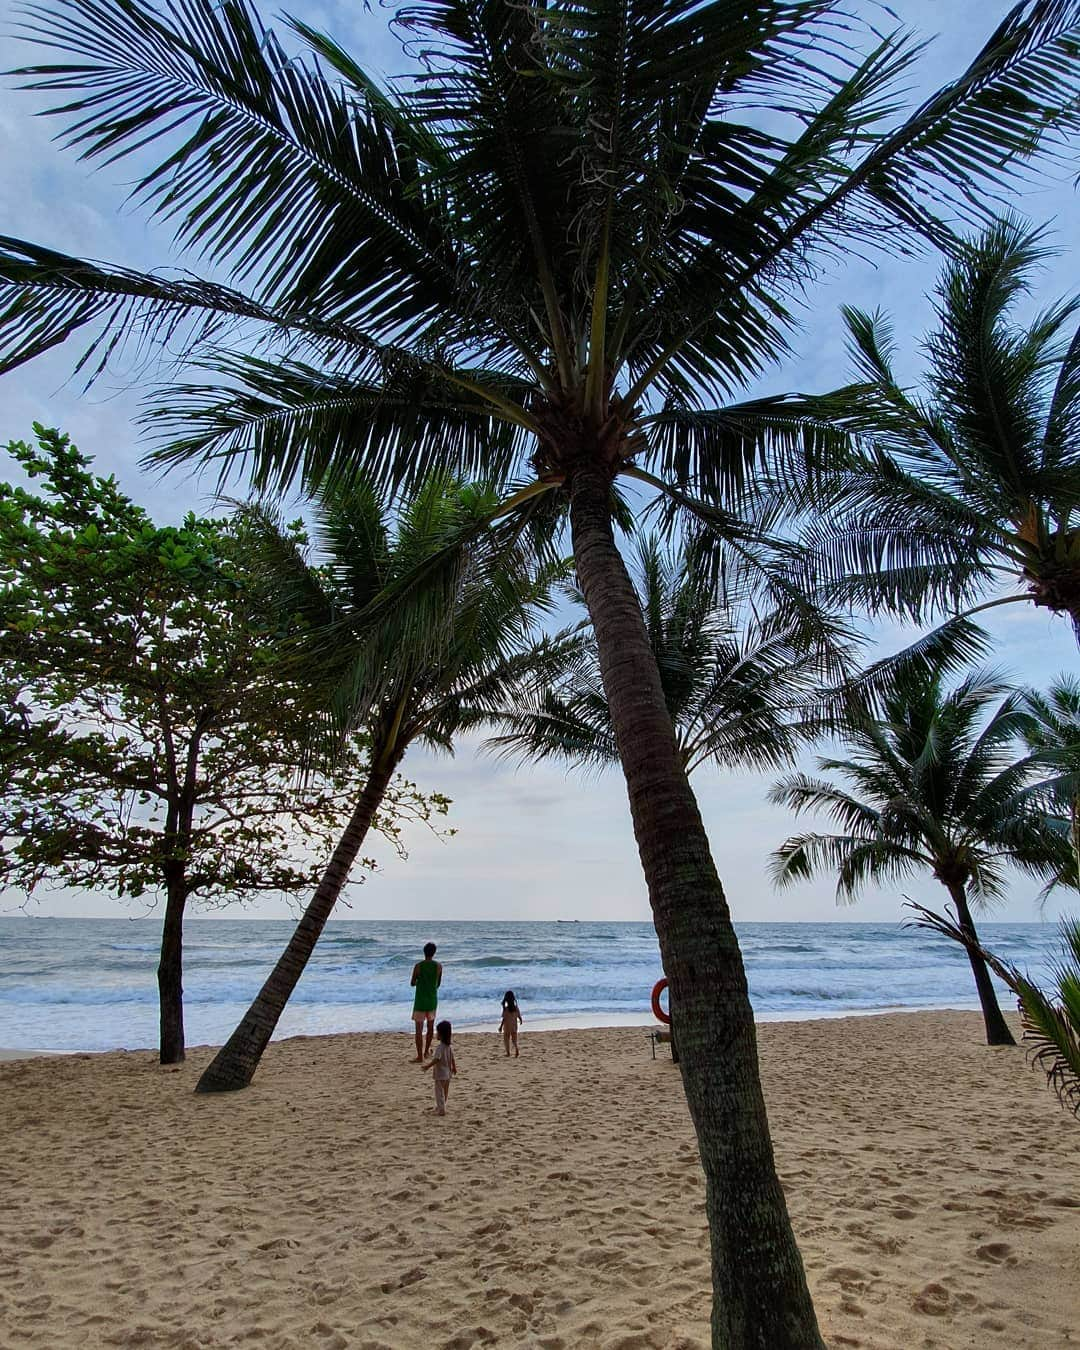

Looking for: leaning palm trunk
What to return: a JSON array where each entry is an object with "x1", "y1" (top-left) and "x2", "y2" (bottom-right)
[
  {"x1": 568, "y1": 466, "x2": 823, "y2": 1349},
  {"x1": 944, "y1": 880, "x2": 1016, "y2": 1047},
  {"x1": 195, "y1": 755, "x2": 399, "y2": 1093}
]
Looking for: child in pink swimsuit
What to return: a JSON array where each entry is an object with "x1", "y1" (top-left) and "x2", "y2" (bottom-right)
[
  {"x1": 422, "y1": 1019, "x2": 456, "y2": 1115},
  {"x1": 499, "y1": 990, "x2": 523, "y2": 1057}
]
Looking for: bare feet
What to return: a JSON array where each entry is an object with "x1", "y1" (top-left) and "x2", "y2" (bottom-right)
[
  {"x1": 434, "y1": 1108, "x2": 445, "y2": 1116},
  {"x1": 514, "y1": 1048, "x2": 519, "y2": 1057},
  {"x1": 411, "y1": 1056, "x2": 423, "y2": 1063}
]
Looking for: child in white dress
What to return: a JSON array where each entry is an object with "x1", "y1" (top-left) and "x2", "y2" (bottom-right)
[{"x1": 422, "y1": 1019, "x2": 456, "y2": 1115}]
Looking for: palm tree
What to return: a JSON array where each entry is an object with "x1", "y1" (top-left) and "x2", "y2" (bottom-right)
[
  {"x1": 770, "y1": 666, "x2": 1069, "y2": 1046},
  {"x1": 1021, "y1": 676, "x2": 1080, "y2": 883},
  {"x1": 195, "y1": 476, "x2": 578, "y2": 1093},
  {"x1": 909, "y1": 904, "x2": 1080, "y2": 1118},
  {"x1": 489, "y1": 530, "x2": 845, "y2": 775},
  {"x1": 3, "y1": 2, "x2": 1080, "y2": 1342},
  {"x1": 803, "y1": 222, "x2": 1080, "y2": 641}
]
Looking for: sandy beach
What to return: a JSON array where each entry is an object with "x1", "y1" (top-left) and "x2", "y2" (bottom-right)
[{"x1": 1, "y1": 1010, "x2": 1077, "y2": 1349}]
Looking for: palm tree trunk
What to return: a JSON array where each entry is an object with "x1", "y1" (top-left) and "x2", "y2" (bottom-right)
[
  {"x1": 567, "y1": 462, "x2": 823, "y2": 1350},
  {"x1": 157, "y1": 872, "x2": 186, "y2": 1065},
  {"x1": 194, "y1": 754, "x2": 400, "y2": 1093},
  {"x1": 945, "y1": 880, "x2": 1016, "y2": 1046}
]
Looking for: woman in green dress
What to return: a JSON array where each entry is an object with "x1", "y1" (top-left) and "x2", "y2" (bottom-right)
[{"x1": 410, "y1": 942, "x2": 442, "y2": 1062}]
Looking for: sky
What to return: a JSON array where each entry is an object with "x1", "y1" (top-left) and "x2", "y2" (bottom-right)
[{"x1": 1, "y1": 0, "x2": 1078, "y2": 925}]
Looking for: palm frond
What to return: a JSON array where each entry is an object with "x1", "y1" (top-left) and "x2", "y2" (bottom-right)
[
  {"x1": 625, "y1": 1, "x2": 1080, "y2": 406},
  {"x1": 0, "y1": 238, "x2": 302, "y2": 379},
  {"x1": 322, "y1": 477, "x2": 564, "y2": 731},
  {"x1": 809, "y1": 617, "x2": 995, "y2": 734},
  {"x1": 928, "y1": 221, "x2": 1065, "y2": 496},
  {"x1": 488, "y1": 521, "x2": 850, "y2": 779},
  {"x1": 232, "y1": 499, "x2": 340, "y2": 632},
  {"x1": 908, "y1": 902, "x2": 1080, "y2": 1115},
  {"x1": 1044, "y1": 326, "x2": 1080, "y2": 476},
  {"x1": 483, "y1": 684, "x2": 617, "y2": 773},
  {"x1": 145, "y1": 351, "x2": 534, "y2": 495},
  {"x1": 769, "y1": 771, "x2": 882, "y2": 833},
  {"x1": 640, "y1": 394, "x2": 856, "y2": 508},
  {"x1": 771, "y1": 655, "x2": 1065, "y2": 916},
  {"x1": 804, "y1": 221, "x2": 1080, "y2": 637},
  {"x1": 770, "y1": 828, "x2": 921, "y2": 899},
  {"x1": 12, "y1": 0, "x2": 489, "y2": 342}
]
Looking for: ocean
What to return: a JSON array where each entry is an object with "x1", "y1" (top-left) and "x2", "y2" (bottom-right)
[{"x1": 0, "y1": 916, "x2": 1062, "y2": 1054}]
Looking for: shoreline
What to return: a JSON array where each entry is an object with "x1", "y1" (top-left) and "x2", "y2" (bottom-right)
[{"x1": 0, "y1": 1000, "x2": 998, "y2": 1059}]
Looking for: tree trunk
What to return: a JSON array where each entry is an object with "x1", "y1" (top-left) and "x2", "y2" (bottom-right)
[
  {"x1": 157, "y1": 712, "x2": 203, "y2": 1065},
  {"x1": 567, "y1": 462, "x2": 823, "y2": 1350},
  {"x1": 157, "y1": 874, "x2": 187, "y2": 1065},
  {"x1": 946, "y1": 880, "x2": 1016, "y2": 1046},
  {"x1": 195, "y1": 755, "x2": 399, "y2": 1093}
]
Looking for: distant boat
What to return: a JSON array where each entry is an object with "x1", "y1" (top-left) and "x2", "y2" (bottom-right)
[{"x1": 556, "y1": 920, "x2": 580, "y2": 924}]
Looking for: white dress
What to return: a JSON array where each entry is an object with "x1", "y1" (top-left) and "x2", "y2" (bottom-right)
[{"x1": 432, "y1": 1041, "x2": 453, "y2": 1080}]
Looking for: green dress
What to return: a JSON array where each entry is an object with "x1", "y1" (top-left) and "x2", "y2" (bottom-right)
[{"x1": 412, "y1": 959, "x2": 439, "y2": 1014}]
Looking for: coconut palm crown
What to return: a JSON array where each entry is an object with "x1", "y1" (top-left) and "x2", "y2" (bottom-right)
[
  {"x1": 803, "y1": 222, "x2": 1080, "y2": 639},
  {"x1": 489, "y1": 529, "x2": 849, "y2": 774},
  {"x1": 2, "y1": 5, "x2": 1079, "y2": 513},
  {"x1": 4, "y1": 2, "x2": 1080, "y2": 1345},
  {"x1": 770, "y1": 664, "x2": 1070, "y2": 1045},
  {"x1": 1019, "y1": 676, "x2": 1080, "y2": 886}
]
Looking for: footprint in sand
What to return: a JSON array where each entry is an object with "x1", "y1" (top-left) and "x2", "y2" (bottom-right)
[
  {"x1": 822, "y1": 1266, "x2": 869, "y2": 1294},
  {"x1": 1000, "y1": 1208, "x2": 1053, "y2": 1230},
  {"x1": 913, "y1": 1282, "x2": 953, "y2": 1316},
  {"x1": 380, "y1": 1265, "x2": 426, "y2": 1294},
  {"x1": 440, "y1": 1327, "x2": 497, "y2": 1349},
  {"x1": 308, "y1": 1324, "x2": 348, "y2": 1350},
  {"x1": 975, "y1": 1242, "x2": 1017, "y2": 1266}
]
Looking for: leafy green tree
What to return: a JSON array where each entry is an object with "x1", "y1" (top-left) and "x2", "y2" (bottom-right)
[
  {"x1": 195, "y1": 476, "x2": 579, "y2": 1093},
  {"x1": 803, "y1": 222, "x2": 1080, "y2": 641},
  {"x1": 489, "y1": 530, "x2": 844, "y2": 774},
  {"x1": 0, "y1": 427, "x2": 436, "y2": 1064},
  {"x1": 4, "y1": 2, "x2": 1080, "y2": 1341},
  {"x1": 770, "y1": 665, "x2": 1070, "y2": 1046},
  {"x1": 910, "y1": 904, "x2": 1080, "y2": 1118}
]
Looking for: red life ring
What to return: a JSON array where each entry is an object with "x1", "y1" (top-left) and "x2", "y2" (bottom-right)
[{"x1": 651, "y1": 978, "x2": 670, "y2": 1024}]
